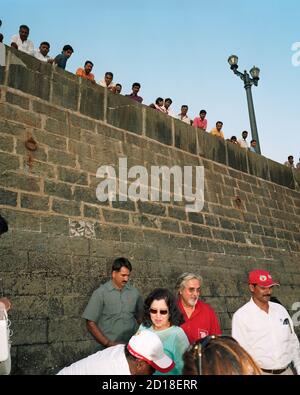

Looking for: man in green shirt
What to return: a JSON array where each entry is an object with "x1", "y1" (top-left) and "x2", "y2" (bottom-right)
[{"x1": 82, "y1": 257, "x2": 144, "y2": 350}]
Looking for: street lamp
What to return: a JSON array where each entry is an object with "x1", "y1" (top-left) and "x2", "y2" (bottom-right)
[{"x1": 228, "y1": 55, "x2": 261, "y2": 154}]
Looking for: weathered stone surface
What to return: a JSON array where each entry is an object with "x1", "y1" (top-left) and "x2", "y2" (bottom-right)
[
  {"x1": 21, "y1": 193, "x2": 49, "y2": 211},
  {"x1": 51, "y1": 73, "x2": 79, "y2": 110},
  {"x1": 0, "y1": 187, "x2": 17, "y2": 206},
  {"x1": 174, "y1": 118, "x2": 197, "y2": 154},
  {"x1": 197, "y1": 130, "x2": 227, "y2": 165},
  {"x1": 1, "y1": 46, "x2": 300, "y2": 374},
  {"x1": 145, "y1": 106, "x2": 172, "y2": 145},
  {"x1": 268, "y1": 158, "x2": 295, "y2": 189},
  {"x1": 52, "y1": 199, "x2": 81, "y2": 217},
  {"x1": 6, "y1": 91, "x2": 30, "y2": 110},
  {"x1": 79, "y1": 81, "x2": 105, "y2": 120},
  {"x1": 107, "y1": 92, "x2": 142, "y2": 134},
  {"x1": 227, "y1": 142, "x2": 248, "y2": 173},
  {"x1": 8, "y1": 65, "x2": 50, "y2": 101},
  {"x1": 248, "y1": 151, "x2": 270, "y2": 181}
]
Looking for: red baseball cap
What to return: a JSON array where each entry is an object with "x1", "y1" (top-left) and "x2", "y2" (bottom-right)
[{"x1": 248, "y1": 269, "x2": 279, "y2": 287}]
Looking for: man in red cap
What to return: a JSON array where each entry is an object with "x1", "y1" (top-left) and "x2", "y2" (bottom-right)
[{"x1": 232, "y1": 269, "x2": 300, "y2": 375}]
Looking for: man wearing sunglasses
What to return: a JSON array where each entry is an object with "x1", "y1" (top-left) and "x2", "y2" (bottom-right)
[{"x1": 232, "y1": 269, "x2": 300, "y2": 375}]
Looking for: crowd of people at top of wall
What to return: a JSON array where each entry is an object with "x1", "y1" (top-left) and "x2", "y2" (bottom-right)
[{"x1": 1, "y1": 25, "x2": 299, "y2": 163}]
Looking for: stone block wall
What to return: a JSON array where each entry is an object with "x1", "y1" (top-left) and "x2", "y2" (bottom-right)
[{"x1": 0, "y1": 45, "x2": 300, "y2": 374}]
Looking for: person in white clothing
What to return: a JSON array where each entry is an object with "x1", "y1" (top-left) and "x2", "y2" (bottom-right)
[
  {"x1": 232, "y1": 269, "x2": 300, "y2": 375},
  {"x1": 57, "y1": 329, "x2": 174, "y2": 375},
  {"x1": 34, "y1": 42, "x2": 53, "y2": 63},
  {"x1": 177, "y1": 105, "x2": 192, "y2": 125},
  {"x1": 10, "y1": 25, "x2": 34, "y2": 55},
  {"x1": 238, "y1": 130, "x2": 249, "y2": 149},
  {"x1": 99, "y1": 71, "x2": 116, "y2": 93},
  {"x1": 0, "y1": 216, "x2": 12, "y2": 376}
]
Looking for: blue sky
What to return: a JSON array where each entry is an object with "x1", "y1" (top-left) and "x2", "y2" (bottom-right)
[{"x1": 1, "y1": 0, "x2": 300, "y2": 164}]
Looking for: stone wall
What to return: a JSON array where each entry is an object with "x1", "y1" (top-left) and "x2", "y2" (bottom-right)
[{"x1": 0, "y1": 45, "x2": 300, "y2": 374}]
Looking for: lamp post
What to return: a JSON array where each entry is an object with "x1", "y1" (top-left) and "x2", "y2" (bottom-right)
[{"x1": 228, "y1": 55, "x2": 261, "y2": 154}]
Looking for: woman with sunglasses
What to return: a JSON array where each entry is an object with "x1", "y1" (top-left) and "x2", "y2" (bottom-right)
[
  {"x1": 138, "y1": 288, "x2": 189, "y2": 375},
  {"x1": 182, "y1": 335, "x2": 262, "y2": 375}
]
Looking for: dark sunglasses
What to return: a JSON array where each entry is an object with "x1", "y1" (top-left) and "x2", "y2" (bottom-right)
[
  {"x1": 149, "y1": 308, "x2": 169, "y2": 315},
  {"x1": 188, "y1": 335, "x2": 237, "y2": 375}
]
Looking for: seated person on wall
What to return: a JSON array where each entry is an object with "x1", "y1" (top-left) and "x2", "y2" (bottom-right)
[
  {"x1": 99, "y1": 71, "x2": 116, "y2": 92},
  {"x1": 284, "y1": 155, "x2": 295, "y2": 168},
  {"x1": 125, "y1": 82, "x2": 143, "y2": 103},
  {"x1": 138, "y1": 288, "x2": 189, "y2": 375},
  {"x1": 0, "y1": 215, "x2": 12, "y2": 376},
  {"x1": 210, "y1": 121, "x2": 225, "y2": 139},
  {"x1": 34, "y1": 41, "x2": 53, "y2": 63},
  {"x1": 82, "y1": 257, "x2": 144, "y2": 351},
  {"x1": 175, "y1": 273, "x2": 221, "y2": 344},
  {"x1": 76, "y1": 60, "x2": 95, "y2": 83},
  {"x1": 54, "y1": 44, "x2": 74, "y2": 70},
  {"x1": 193, "y1": 110, "x2": 207, "y2": 131},
  {"x1": 57, "y1": 330, "x2": 174, "y2": 375},
  {"x1": 183, "y1": 335, "x2": 261, "y2": 375},
  {"x1": 10, "y1": 24, "x2": 34, "y2": 55},
  {"x1": 177, "y1": 105, "x2": 192, "y2": 125}
]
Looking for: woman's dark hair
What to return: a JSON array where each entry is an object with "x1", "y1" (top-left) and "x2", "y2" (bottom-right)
[
  {"x1": 142, "y1": 288, "x2": 184, "y2": 327},
  {"x1": 183, "y1": 336, "x2": 261, "y2": 375},
  {"x1": 155, "y1": 97, "x2": 163, "y2": 105}
]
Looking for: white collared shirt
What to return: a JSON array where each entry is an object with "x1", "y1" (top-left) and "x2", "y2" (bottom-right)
[
  {"x1": 177, "y1": 114, "x2": 191, "y2": 125},
  {"x1": 10, "y1": 35, "x2": 34, "y2": 55},
  {"x1": 57, "y1": 344, "x2": 130, "y2": 375},
  {"x1": 34, "y1": 50, "x2": 50, "y2": 62},
  {"x1": 232, "y1": 298, "x2": 300, "y2": 373},
  {"x1": 99, "y1": 79, "x2": 115, "y2": 89},
  {"x1": 238, "y1": 139, "x2": 249, "y2": 148}
]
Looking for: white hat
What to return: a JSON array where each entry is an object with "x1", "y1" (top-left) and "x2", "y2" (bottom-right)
[{"x1": 127, "y1": 330, "x2": 175, "y2": 373}]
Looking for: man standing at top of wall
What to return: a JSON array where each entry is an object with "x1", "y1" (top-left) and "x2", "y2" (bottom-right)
[
  {"x1": 125, "y1": 82, "x2": 143, "y2": 103},
  {"x1": 238, "y1": 130, "x2": 249, "y2": 149},
  {"x1": 82, "y1": 257, "x2": 144, "y2": 350},
  {"x1": 210, "y1": 121, "x2": 225, "y2": 139},
  {"x1": 193, "y1": 110, "x2": 207, "y2": 131},
  {"x1": 76, "y1": 61, "x2": 95, "y2": 83},
  {"x1": 177, "y1": 105, "x2": 192, "y2": 125},
  {"x1": 10, "y1": 25, "x2": 34, "y2": 55},
  {"x1": 175, "y1": 272, "x2": 221, "y2": 344},
  {"x1": 232, "y1": 269, "x2": 300, "y2": 375},
  {"x1": 284, "y1": 155, "x2": 295, "y2": 168},
  {"x1": 99, "y1": 72, "x2": 116, "y2": 92}
]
